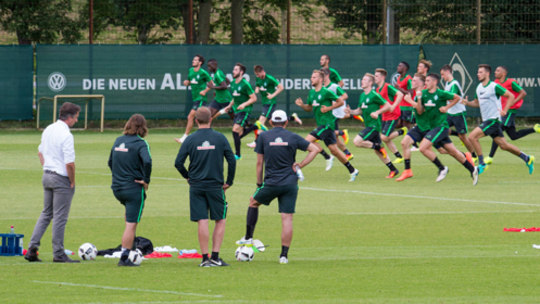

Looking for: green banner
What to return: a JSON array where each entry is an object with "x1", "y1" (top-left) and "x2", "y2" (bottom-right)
[
  {"x1": 423, "y1": 45, "x2": 540, "y2": 117},
  {"x1": 36, "y1": 45, "x2": 419, "y2": 120},
  {"x1": 0, "y1": 46, "x2": 33, "y2": 120}
]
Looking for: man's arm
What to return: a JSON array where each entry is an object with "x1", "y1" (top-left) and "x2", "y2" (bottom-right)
[
  {"x1": 267, "y1": 83, "x2": 284, "y2": 100},
  {"x1": 238, "y1": 93, "x2": 257, "y2": 110},
  {"x1": 296, "y1": 143, "x2": 319, "y2": 169},
  {"x1": 295, "y1": 97, "x2": 313, "y2": 112},
  {"x1": 66, "y1": 162, "x2": 75, "y2": 188},
  {"x1": 321, "y1": 95, "x2": 345, "y2": 113},
  {"x1": 224, "y1": 141, "x2": 236, "y2": 189},
  {"x1": 256, "y1": 153, "x2": 264, "y2": 186},
  {"x1": 174, "y1": 145, "x2": 189, "y2": 179},
  {"x1": 501, "y1": 90, "x2": 515, "y2": 115},
  {"x1": 440, "y1": 94, "x2": 460, "y2": 113},
  {"x1": 38, "y1": 152, "x2": 44, "y2": 166},
  {"x1": 208, "y1": 80, "x2": 229, "y2": 90}
]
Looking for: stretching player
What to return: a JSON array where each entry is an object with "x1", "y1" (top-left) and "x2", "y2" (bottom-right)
[
  {"x1": 464, "y1": 64, "x2": 535, "y2": 175},
  {"x1": 295, "y1": 70, "x2": 359, "y2": 181},
  {"x1": 349, "y1": 73, "x2": 399, "y2": 178},
  {"x1": 485, "y1": 66, "x2": 540, "y2": 164},
  {"x1": 320, "y1": 54, "x2": 344, "y2": 87}
]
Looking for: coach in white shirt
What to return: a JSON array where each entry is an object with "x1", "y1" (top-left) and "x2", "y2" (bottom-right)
[{"x1": 25, "y1": 102, "x2": 81, "y2": 263}]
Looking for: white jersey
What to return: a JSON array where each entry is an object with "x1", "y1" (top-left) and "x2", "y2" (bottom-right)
[
  {"x1": 326, "y1": 83, "x2": 347, "y2": 119},
  {"x1": 444, "y1": 79, "x2": 466, "y2": 115},
  {"x1": 475, "y1": 81, "x2": 506, "y2": 121}
]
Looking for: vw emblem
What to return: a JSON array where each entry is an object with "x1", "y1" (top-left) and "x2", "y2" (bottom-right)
[{"x1": 48, "y1": 72, "x2": 66, "y2": 92}]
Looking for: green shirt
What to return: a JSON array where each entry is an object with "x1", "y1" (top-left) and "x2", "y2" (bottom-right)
[
  {"x1": 358, "y1": 90, "x2": 387, "y2": 131},
  {"x1": 256, "y1": 74, "x2": 280, "y2": 105},
  {"x1": 306, "y1": 87, "x2": 339, "y2": 129},
  {"x1": 420, "y1": 88, "x2": 456, "y2": 130},
  {"x1": 188, "y1": 67, "x2": 211, "y2": 101},
  {"x1": 230, "y1": 78, "x2": 255, "y2": 113},
  {"x1": 329, "y1": 67, "x2": 342, "y2": 84},
  {"x1": 212, "y1": 69, "x2": 232, "y2": 103}
]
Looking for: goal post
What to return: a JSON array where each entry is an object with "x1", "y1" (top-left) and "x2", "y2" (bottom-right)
[{"x1": 37, "y1": 94, "x2": 105, "y2": 132}]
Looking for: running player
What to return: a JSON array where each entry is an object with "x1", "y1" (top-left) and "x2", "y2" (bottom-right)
[
  {"x1": 320, "y1": 54, "x2": 344, "y2": 87},
  {"x1": 464, "y1": 64, "x2": 535, "y2": 175},
  {"x1": 176, "y1": 55, "x2": 212, "y2": 144},
  {"x1": 417, "y1": 59, "x2": 432, "y2": 77},
  {"x1": 295, "y1": 70, "x2": 359, "y2": 181},
  {"x1": 395, "y1": 61, "x2": 415, "y2": 130},
  {"x1": 485, "y1": 66, "x2": 540, "y2": 164},
  {"x1": 207, "y1": 59, "x2": 233, "y2": 120},
  {"x1": 348, "y1": 73, "x2": 399, "y2": 178},
  {"x1": 374, "y1": 68, "x2": 406, "y2": 164}
]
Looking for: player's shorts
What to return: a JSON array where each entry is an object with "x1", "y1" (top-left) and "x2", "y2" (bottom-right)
[
  {"x1": 191, "y1": 99, "x2": 207, "y2": 111},
  {"x1": 189, "y1": 186, "x2": 228, "y2": 222},
  {"x1": 501, "y1": 110, "x2": 517, "y2": 128},
  {"x1": 381, "y1": 119, "x2": 398, "y2": 137},
  {"x1": 447, "y1": 112, "x2": 468, "y2": 134},
  {"x1": 209, "y1": 100, "x2": 230, "y2": 111},
  {"x1": 261, "y1": 103, "x2": 276, "y2": 119},
  {"x1": 478, "y1": 119, "x2": 504, "y2": 138},
  {"x1": 253, "y1": 183, "x2": 298, "y2": 214},
  {"x1": 334, "y1": 119, "x2": 340, "y2": 131},
  {"x1": 407, "y1": 126, "x2": 427, "y2": 143},
  {"x1": 424, "y1": 127, "x2": 452, "y2": 148},
  {"x1": 309, "y1": 125, "x2": 337, "y2": 146},
  {"x1": 233, "y1": 111, "x2": 250, "y2": 127},
  {"x1": 358, "y1": 127, "x2": 381, "y2": 144},
  {"x1": 113, "y1": 188, "x2": 146, "y2": 223},
  {"x1": 400, "y1": 108, "x2": 415, "y2": 123}
]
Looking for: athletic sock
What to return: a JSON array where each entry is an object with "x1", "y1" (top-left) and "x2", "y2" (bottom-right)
[
  {"x1": 397, "y1": 129, "x2": 405, "y2": 136},
  {"x1": 519, "y1": 152, "x2": 529, "y2": 163},
  {"x1": 404, "y1": 159, "x2": 411, "y2": 170},
  {"x1": 202, "y1": 253, "x2": 209, "y2": 261},
  {"x1": 211, "y1": 252, "x2": 219, "y2": 261},
  {"x1": 232, "y1": 132, "x2": 241, "y2": 157},
  {"x1": 120, "y1": 248, "x2": 130, "y2": 261},
  {"x1": 344, "y1": 149, "x2": 351, "y2": 155},
  {"x1": 478, "y1": 155, "x2": 484, "y2": 165},
  {"x1": 462, "y1": 159, "x2": 475, "y2": 173},
  {"x1": 394, "y1": 151, "x2": 403, "y2": 158},
  {"x1": 432, "y1": 157, "x2": 445, "y2": 171},
  {"x1": 344, "y1": 161, "x2": 355, "y2": 173},
  {"x1": 489, "y1": 140, "x2": 498, "y2": 158},
  {"x1": 449, "y1": 130, "x2": 459, "y2": 136},
  {"x1": 246, "y1": 207, "x2": 259, "y2": 240},
  {"x1": 338, "y1": 130, "x2": 344, "y2": 136},
  {"x1": 280, "y1": 246, "x2": 289, "y2": 258},
  {"x1": 320, "y1": 149, "x2": 331, "y2": 160},
  {"x1": 386, "y1": 162, "x2": 397, "y2": 171},
  {"x1": 471, "y1": 152, "x2": 477, "y2": 158},
  {"x1": 241, "y1": 125, "x2": 257, "y2": 138},
  {"x1": 372, "y1": 142, "x2": 381, "y2": 150}
]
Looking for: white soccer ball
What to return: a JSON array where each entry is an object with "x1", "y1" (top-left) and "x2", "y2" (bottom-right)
[
  {"x1": 252, "y1": 239, "x2": 265, "y2": 252},
  {"x1": 78, "y1": 243, "x2": 98, "y2": 261},
  {"x1": 128, "y1": 249, "x2": 144, "y2": 265},
  {"x1": 235, "y1": 245, "x2": 254, "y2": 262}
]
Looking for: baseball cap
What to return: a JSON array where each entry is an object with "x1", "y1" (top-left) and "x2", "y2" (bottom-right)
[{"x1": 271, "y1": 110, "x2": 287, "y2": 123}]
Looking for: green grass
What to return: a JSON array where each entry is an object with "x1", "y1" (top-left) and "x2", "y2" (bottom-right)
[{"x1": 1, "y1": 127, "x2": 540, "y2": 303}]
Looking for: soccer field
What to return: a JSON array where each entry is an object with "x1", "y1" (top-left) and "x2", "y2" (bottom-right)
[{"x1": 1, "y1": 127, "x2": 539, "y2": 303}]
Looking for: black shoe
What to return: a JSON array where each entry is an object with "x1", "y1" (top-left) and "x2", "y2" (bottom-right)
[
  {"x1": 24, "y1": 247, "x2": 42, "y2": 262},
  {"x1": 199, "y1": 259, "x2": 212, "y2": 267},
  {"x1": 118, "y1": 258, "x2": 139, "y2": 267},
  {"x1": 210, "y1": 258, "x2": 229, "y2": 267},
  {"x1": 53, "y1": 254, "x2": 80, "y2": 263}
]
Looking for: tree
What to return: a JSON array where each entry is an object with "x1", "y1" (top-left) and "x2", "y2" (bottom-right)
[{"x1": 0, "y1": 0, "x2": 83, "y2": 44}]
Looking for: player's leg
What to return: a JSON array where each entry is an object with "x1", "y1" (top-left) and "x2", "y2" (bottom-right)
[
  {"x1": 494, "y1": 136, "x2": 535, "y2": 174},
  {"x1": 232, "y1": 120, "x2": 245, "y2": 159},
  {"x1": 468, "y1": 126, "x2": 486, "y2": 165},
  {"x1": 208, "y1": 188, "x2": 229, "y2": 266},
  {"x1": 197, "y1": 219, "x2": 210, "y2": 262},
  {"x1": 309, "y1": 127, "x2": 334, "y2": 168},
  {"x1": 381, "y1": 120, "x2": 403, "y2": 162},
  {"x1": 277, "y1": 185, "x2": 298, "y2": 264},
  {"x1": 176, "y1": 108, "x2": 197, "y2": 143},
  {"x1": 442, "y1": 141, "x2": 477, "y2": 181},
  {"x1": 396, "y1": 133, "x2": 416, "y2": 181},
  {"x1": 326, "y1": 141, "x2": 358, "y2": 180},
  {"x1": 420, "y1": 130, "x2": 448, "y2": 182}
]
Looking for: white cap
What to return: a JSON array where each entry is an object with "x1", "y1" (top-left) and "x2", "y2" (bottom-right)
[{"x1": 271, "y1": 110, "x2": 287, "y2": 123}]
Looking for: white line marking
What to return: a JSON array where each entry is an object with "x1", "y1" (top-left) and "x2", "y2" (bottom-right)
[
  {"x1": 346, "y1": 210, "x2": 538, "y2": 215},
  {"x1": 32, "y1": 280, "x2": 222, "y2": 298}
]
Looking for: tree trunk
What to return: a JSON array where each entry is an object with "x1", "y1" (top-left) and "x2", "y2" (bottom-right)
[
  {"x1": 137, "y1": 24, "x2": 148, "y2": 44},
  {"x1": 197, "y1": 0, "x2": 211, "y2": 44},
  {"x1": 181, "y1": 3, "x2": 197, "y2": 44},
  {"x1": 231, "y1": 0, "x2": 244, "y2": 44},
  {"x1": 280, "y1": 7, "x2": 287, "y2": 44},
  {"x1": 16, "y1": 29, "x2": 31, "y2": 45}
]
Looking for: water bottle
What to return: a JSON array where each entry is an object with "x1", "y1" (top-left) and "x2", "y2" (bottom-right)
[
  {"x1": 64, "y1": 249, "x2": 74, "y2": 255},
  {"x1": 295, "y1": 165, "x2": 304, "y2": 181},
  {"x1": 10, "y1": 225, "x2": 14, "y2": 234}
]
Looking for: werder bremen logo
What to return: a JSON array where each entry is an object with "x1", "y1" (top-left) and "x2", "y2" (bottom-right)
[
  {"x1": 449, "y1": 53, "x2": 473, "y2": 95},
  {"x1": 197, "y1": 140, "x2": 215, "y2": 150},
  {"x1": 48, "y1": 72, "x2": 66, "y2": 92}
]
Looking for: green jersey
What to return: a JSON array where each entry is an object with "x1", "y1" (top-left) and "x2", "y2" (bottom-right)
[
  {"x1": 358, "y1": 90, "x2": 387, "y2": 131},
  {"x1": 329, "y1": 67, "x2": 342, "y2": 84},
  {"x1": 306, "y1": 87, "x2": 339, "y2": 129},
  {"x1": 420, "y1": 88, "x2": 456, "y2": 130},
  {"x1": 212, "y1": 69, "x2": 232, "y2": 103},
  {"x1": 188, "y1": 67, "x2": 211, "y2": 101},
  {"x1": 256, "y1": 74, "x2": 280, "y2": 105},
  {"x1": 413, "y1": 95, "x2": 430, "y2": 131},
  {"x1": 230, "y1": 78, "x2": 255, "y2": 113}
]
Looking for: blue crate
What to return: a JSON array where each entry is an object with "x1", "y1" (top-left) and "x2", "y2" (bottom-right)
[{"x1": 0, "y1": 233, "x2": 24, "y2": 256}]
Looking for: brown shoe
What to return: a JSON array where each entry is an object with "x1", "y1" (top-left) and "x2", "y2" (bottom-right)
[
  {"x1": 24, "y1": 247, "x2": 42, "y2": 262},
  {"x1": 53, "y1": 254, "x2": 80, "y2": 263}
]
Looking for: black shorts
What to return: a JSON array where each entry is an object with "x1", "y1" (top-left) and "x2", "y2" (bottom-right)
[
  {"x1": 253, "y1": 184, "x2": 298, "y2": 214},
  {"x1": 381, "y1": 119, "x2": 398, "y2": 137},
  {"x1": 447, "y1": 113, "x2": 468, "y2": 134},
  {"x1": 233, "y1": 111, "x2": 250, "y2": 127},
  {"x1": 501, "y1": 110, "x2": 516, "y2": 128},
  {"x1": 407, "y1": 126, "x2": 427, "y2": 143},
  {"x1": 209, "y1": 100, "x2": 230, "y2": 111},
  {"x1": 114, "y1": 188, "x2": 146, "y2": 223},
  {"x1": 424, "y1": 127, "x2": 452, "y2": 148},
  {"x1": 191, "y1": 99, "x2": 207, "y2": 111},
  {"x1": 189, "y1": 187, "x2": 228, "y2": 221},
  {"x1": 400, "y1": 108, "x2": 415, "y2": 123},
  {"x1": 309, "y1": 125, "x2": 337, "y2": 146},
  {"x1": 334, "y1": 119, "x2": 340, "y2": 131},
  {"x1": 358, "y1": 127, "x2": 381, "y2": 144},
  {"x1": 478, "y1": 119, "x2": 504, "y2": 138},
  {"x1": 261, "y1": 104, "x2": 276, "y2": 119}
]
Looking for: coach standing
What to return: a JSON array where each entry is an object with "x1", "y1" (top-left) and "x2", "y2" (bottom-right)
[
  {"x1": 25, "y1": 102, "x2": 81, "y2": 263},
  {"x1": 108, "y1": 114, "x2": 152, "y2": 267},
  {"x1": 175, "y1": 107, "x2": 236, "y2": 267}
]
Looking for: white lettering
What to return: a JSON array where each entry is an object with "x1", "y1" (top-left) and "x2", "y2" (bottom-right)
[
  {"x1": 349, "y1": 78, "x2": 357, "y2": 90},
  {"x1": 119, "y1": 79, "x2": 127, "y2": 90},
  {"x1": 176, "y1": 73, "x2": 187, "y2": 90},
  {"x1": 302, "y1": 79, "x2": 311, "y2": 90},
  {"x1": 82, "y1": 78, "x2": 105, "y2": 90},
  {"x1": 294, "y1": 79, "x2": 301, "y2": 90},
  {"x1": 128, "y1": 79, "x2": 137, "y2": 90},
  {"x1": 109, "y1": 79, "x2": 118, "y2": 90},
  {"x1": 161, "y1": 73, "x2": 175, "y2": 90},
  {"x1": 342, "y1": 79, "x2": 349, "y2": 90},
  {"x1": 82, "y1": 79, "x2": 92, "y2": 90},
  {"x1": 147, "y1": 79, "x2": 155, "y2": 90}
]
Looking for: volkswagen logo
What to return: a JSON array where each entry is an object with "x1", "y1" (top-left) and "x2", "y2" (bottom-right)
[{"x1": 48, "y1": 72, "x2": 66, "y2": 92}]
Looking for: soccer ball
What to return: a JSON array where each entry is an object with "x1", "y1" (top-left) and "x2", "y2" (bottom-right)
[
  {"x1": 78, "y1": 243, "x2": 98, "y2": 261},
  {"x1": 128, "y1": 249, "x2": 144, "y2": 266},
  {"x1": 252, "y1": 239, "x2": 265, "y2": 252},
  {"x1": 235, "y1": 245, "x2": 254, "y2": 262}
]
